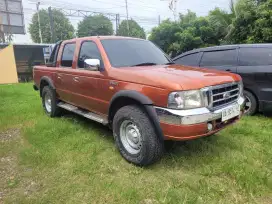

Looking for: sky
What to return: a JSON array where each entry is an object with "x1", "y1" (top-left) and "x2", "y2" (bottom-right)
[{"x1": 13, "y1": 0, "x2": 230, "y2": 43}]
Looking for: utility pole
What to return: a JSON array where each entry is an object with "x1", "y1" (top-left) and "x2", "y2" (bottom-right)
[
  {"x1": 158, "y1": 15, "x2": 161, "y2": 25},
  {"x1": 115, "y1": 14, "x2": 120, "y2": 35},
  {"x1": 0, "y1": 16, "x2": 5, "y2": 43},
  {"x1": 48, "y1": 7, "x2": 55, "y2": 42},
  {"x1": 36, "y1": 2, "x2": 43, "y2": 43},
  {"x1": 125, "y1": 0, "x2": 130, "y2": 35}
]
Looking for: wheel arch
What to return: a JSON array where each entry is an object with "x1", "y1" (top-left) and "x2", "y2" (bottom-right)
[
  {"x1": 39, "y1": 76, "x2": 55, "y2": 97},
  {"x1": 108, "y1": 90, "x2": 164, "y2": 141}
]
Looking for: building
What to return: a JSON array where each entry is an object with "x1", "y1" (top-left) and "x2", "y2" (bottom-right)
[{"x1": 0, "y1": 43, "x2": 54, "y2": 84}]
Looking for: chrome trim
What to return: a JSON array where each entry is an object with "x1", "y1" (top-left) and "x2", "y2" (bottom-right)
[
  {"x1": 213, "y1": 88, "x2": 239, "y2": 97},
  {"x1": 213, "y1": 94, "x2": 239, "y2": 103},
  {"x1": 209, "y1": 82, "x2": 240, "y2": 109},
  {"x1": 155, "y1": 96, "x2": 245, "y2": 125},
  {"x1": 209, "y1": 82, "x2": 238, "y2": 90}
]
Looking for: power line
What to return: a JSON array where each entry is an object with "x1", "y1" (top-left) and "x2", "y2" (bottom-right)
[{"x1": 28, "y1": 0, "x2": 159, "y2": 12}]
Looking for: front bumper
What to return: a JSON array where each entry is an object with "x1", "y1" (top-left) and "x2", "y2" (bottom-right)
[{"x1": 155, "y1": 96, "x2": 246, "y2": 140}]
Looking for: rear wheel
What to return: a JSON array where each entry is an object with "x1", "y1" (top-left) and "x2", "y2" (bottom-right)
[
  {"x1": 244, "y1": 90, "x2": 258, "y2": 116},
  {"x1": 42, "y1": 86, "x2": 61, "y2": 117},
  {"x1": 113, "y1": 105, "x2": 164, "y2": 166}
]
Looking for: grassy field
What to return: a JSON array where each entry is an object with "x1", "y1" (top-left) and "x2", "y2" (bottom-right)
[{"x1": 0, "y1": 83, "x2": 271, "y2": 204}]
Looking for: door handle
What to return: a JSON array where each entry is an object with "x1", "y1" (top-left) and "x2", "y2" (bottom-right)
[
  {"x1": 73, "y1": 77, "x2": 79, "y2": 82},
  {"x1": 225, "y1": 69, "x2": 231, "y2": 72}
]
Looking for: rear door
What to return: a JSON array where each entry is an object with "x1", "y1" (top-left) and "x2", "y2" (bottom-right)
[
  {"x1": 174, "y1": 52, "x2": 202, "y2": 67},
  {"x1": 199, "y1": 49, "x2": 238, "y2": 72},
  {"x1": 55, "y1": 42, "x2": 77, "y2": 104},
  {"x1": 238, "y1": 47, "x2": 272, "y2": 103}
]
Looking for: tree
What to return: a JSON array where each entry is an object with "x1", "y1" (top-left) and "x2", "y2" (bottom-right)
[
  {"x1": 149, "y1": 19, "x2": 182, "y2": 54},
  {"x1": 117, "y1": 19, "x2": 146, "y2": 39},
  {"x1": 208, "y1": 0, "x2": 238, "y2": 43},
  {"x1": 29, "y1": 9, "x2": 74, "y2": 43},
  {"x1": 149, "y1": 11, "x2": 218, "y2": 57},
  {"x1": 230, "y1": 0, "x2": 258, "y2": 43},
  {"x1": 0, "y1": 33, "x2": 13, "y2": 43},
  {"x1": 77, "y1": 15, "x2": 113, "y2": 37},
  {"x1": 249, "y1": 0, "x2": 272, "y2": 42}
]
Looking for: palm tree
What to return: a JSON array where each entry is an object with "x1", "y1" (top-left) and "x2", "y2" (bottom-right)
[{"x1": 208, "y1": 0, "x2": 238, "y2": 43}]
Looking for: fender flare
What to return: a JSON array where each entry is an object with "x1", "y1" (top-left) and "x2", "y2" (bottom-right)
[
  {"x1": 109, "y1": 90, "x2": 164, "y2": 141},
  {"x1": 39, "y1": 76, "x2": 56, "y2": 96}
]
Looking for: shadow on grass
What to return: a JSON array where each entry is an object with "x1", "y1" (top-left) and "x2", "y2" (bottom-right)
[
  {"x1": 61, "y1": 111, "x2": 113, "y2": 138},
  {"x1": 59, "y1": 111, "x2": 234, "y2": 168}
]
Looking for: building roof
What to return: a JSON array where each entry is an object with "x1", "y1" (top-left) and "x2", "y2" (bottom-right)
[{"x1": 0, "y1": 43, "x2": 54, "y2": 49}]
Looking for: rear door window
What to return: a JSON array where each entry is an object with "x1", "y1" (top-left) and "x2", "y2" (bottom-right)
[
  {"x1": 239, "y1": 48, "x2": 272, "y2": 66},
  {"x1": 61, "y1": 43, "x2": 76, "y2": 67},
  {"x1": 174, "y1": 52, "x2": 201, "y2": 66},
  {"x1": 200, "y1": 49, "x2": 237, "y2": 66}
]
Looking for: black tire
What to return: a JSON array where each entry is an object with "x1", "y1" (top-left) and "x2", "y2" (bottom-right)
[
  {"x1": 244, "y1": 90, "x2": 258, "y2": 116},
  {"x1": 42, "y1": 86, "x2": 61, "y2": 117},
  {"x1": 112, "y1": 105, "x2": 164, "y2": 166},
  {"x1": 164, "y1": 141, "x2": 177, "y2": 152}
]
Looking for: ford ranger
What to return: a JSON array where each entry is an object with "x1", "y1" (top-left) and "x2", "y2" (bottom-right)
[{"x1": 33, "y1": 36, "x2": 245, "y2": 166}]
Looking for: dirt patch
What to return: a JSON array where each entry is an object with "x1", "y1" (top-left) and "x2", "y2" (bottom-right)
[
  {"x1": 0, "y1": 128, "x2": 21, "y2": 203},
  {"x1": 256, "y1": 196, "x2": 272, "y2": 204},
  {"x1": 0, "y1": 128, "x2": 21, "y2": 142},
  {"x1": 0, "y1": 155, "x2": 18, "y2": 203},
  {"x1": 0, "y1": 127, "x2": 41, "y2": 203}
]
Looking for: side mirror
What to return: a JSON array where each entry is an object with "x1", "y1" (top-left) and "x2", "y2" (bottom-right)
[{"x1": 84, "y1": 59, "x2": 100, "y2": 71}]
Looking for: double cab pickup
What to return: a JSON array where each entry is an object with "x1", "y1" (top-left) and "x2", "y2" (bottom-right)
[{"x1": 33, "y1": 36, "x2": 245, "y2": 166}]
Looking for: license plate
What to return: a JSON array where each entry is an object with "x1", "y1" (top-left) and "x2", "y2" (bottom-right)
[{"x1": 222, "y1": 103, "x2": 240, "y2": 122}]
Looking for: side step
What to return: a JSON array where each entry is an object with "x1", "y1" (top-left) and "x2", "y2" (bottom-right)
[{"x1": 57, "y1": 102, "x2": 108, "y2": 125}]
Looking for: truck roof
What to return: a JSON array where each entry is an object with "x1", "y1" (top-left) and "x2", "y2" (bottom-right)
[{"x1": 62, "y1": 36, "x2": 146, "y2": 43}]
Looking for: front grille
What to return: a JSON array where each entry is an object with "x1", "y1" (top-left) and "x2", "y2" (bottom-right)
[{"x1": 210, "y1": 83, "x2": 239, "y2": 109}]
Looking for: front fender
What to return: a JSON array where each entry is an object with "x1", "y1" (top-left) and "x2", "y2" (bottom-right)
[{"x1": 108, "y1": 90, "x2": 164, "y2": 141}]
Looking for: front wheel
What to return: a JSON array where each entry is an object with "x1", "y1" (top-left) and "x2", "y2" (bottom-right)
[{"x1": 113, "y1": 105, "x2": 164, "y2": 166}]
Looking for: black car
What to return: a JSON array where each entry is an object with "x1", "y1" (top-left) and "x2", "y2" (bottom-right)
[{"x1": 173, "y1": 44, "x2": 272, "y2": 115}]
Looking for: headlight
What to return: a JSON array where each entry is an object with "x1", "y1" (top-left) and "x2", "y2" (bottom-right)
[{"x1": 168, "y1": 90, "x2": 207, "y2": 109}]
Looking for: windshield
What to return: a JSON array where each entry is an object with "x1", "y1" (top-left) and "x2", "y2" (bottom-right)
[{"x1": 101, "y1": 39, "x2": 171, "y2": 67}]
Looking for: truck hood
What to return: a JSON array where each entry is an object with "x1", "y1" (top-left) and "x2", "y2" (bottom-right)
[{"x1": 112, "y1": 64, "x2": 241, "y2": 90}]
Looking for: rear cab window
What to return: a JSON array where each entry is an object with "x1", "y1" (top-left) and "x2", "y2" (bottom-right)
[
  {"x1": 61, "y1": 43, "x2": 76, "y2": 68},
  {"x1": 239, "y1": 47, "x2": 272, "y2": 66},
  {"x1": 174, "y1": 52, "x2": 201, "y2": 66},
  {"x1": 200, "y1": 49, "x2": 237, "y2": 66}
]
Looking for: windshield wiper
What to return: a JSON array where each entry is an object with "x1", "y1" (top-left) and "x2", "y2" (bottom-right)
[{"x1": 132, "y1": 62, "x2": 158, "y2": 67}]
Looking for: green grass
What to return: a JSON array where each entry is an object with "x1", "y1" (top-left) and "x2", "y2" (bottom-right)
[{"x1": 0, "y1": 83, "x2": 271, "y2": 204}]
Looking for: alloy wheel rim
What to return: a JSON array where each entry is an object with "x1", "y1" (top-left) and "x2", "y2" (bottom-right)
[
  {"x1": 44, "y1": 93, "x2": 52, "y2": 113},
  {"x1": 244, "y1": 96, "x2": 252, "y2": 114},
  {"x1": 120, "y1": 120, "x2": 142, "y2": 155}
]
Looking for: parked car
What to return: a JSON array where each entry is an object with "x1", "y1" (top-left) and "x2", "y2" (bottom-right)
[
  {"x1": 33, "y1": 36, "x2": 245, "y2": 166},
  {"x1": 173, "y1": 44, "x2": 272, "y2": 115}
]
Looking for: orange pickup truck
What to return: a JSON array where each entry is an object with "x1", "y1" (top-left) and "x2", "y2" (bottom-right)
[{"x1": 33, "y1": 36, "x2": 245, "y2": 166}]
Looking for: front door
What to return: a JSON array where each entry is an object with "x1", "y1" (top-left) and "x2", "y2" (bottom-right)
[{"x1": 71, "y1": 40, "x2": 108, "y2": 115}]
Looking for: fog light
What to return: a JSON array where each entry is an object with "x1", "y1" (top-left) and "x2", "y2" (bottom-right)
[{"x1": 207, "y1": 123, "x2": 213, "y2": 132}]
